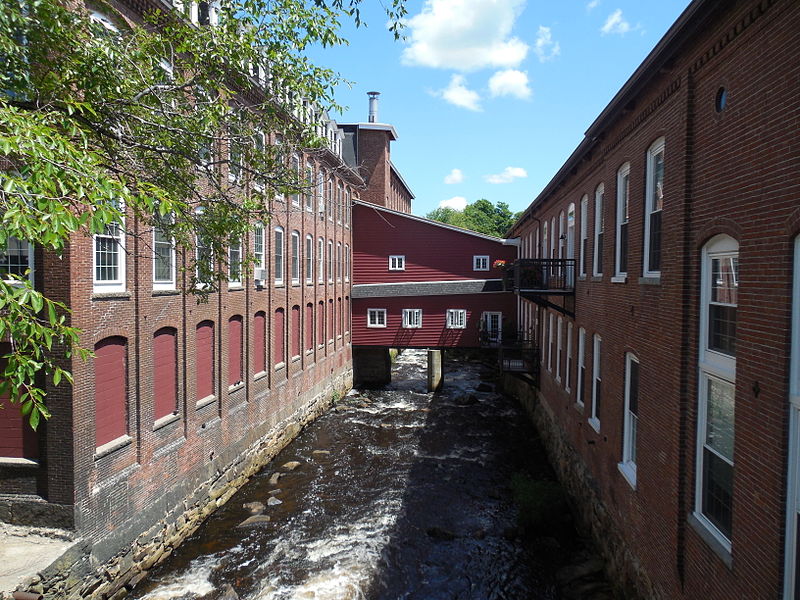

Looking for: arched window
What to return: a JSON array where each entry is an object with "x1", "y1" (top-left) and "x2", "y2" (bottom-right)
[
  {"x1": 274, "y1": 226, "x2": 284, "y2": 285},
  {"x1": 274, "y1": 308, "x2": 285, "y2": 368},
  {"x1": 615, "y1": 163, "x2": 631, "y2": 278},
  {"x1": 253, "y1": 312, "x2": 266, "y2": 375},
  {"x1": 291, "y1": 305, "x2": 301, "y2": 359},
  {"x1": 644, "y1": 137, "x2": 665, "y2": 277},
  {"x1": 228, "y1": 315, "x2": 243, "y2": 387},
  {"x1": 593, "y1": 184, "x2": 604, "y2": 276},
  {"x1": 95, "y1": 337, "x2": 128, "y2": 447},
  {"x1": 195, "y1": 321, "x2": 215, "y2": 403},
  {"x1": 305, "y1": 303, "x2": 314, "y2": 352},
  {"x1": 153, "y1": 328, "x2": 178, "y2": 420}
]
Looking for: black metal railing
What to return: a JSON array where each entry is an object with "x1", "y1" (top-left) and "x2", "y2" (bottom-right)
[{"x1": 503, "y1": 259, "x2": 576, "y2": 294}]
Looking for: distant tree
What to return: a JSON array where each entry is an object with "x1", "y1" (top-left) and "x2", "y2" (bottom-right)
[{"x1": 426, "y1": 199, "x2": 519, "y2": 238}]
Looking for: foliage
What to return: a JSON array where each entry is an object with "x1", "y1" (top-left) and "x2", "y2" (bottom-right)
[
  {"x1": 425, "y1": 199, "x2": 521, "y2": 238},
  {"x1": 0, "y1": 0, "x2": 406, "y2": 426}
]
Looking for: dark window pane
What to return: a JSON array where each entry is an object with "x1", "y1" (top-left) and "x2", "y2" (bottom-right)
[
  {"x1": 702, "y1": 448, "x2": 733, "y2": 539},
  {"x1": 619, "y1": 222, "x2": 628, "y2": 273},
  {"x1": 709, "y1": 305, "x2": 737, "y2": 356},
  {"x1": 648, "y1": 211, "x2": 661, "y2": 272}
]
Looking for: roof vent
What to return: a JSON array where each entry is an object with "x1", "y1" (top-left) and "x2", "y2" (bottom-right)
[{"x1": 367, "y1": 91, "x2": 380, "y2": 123}]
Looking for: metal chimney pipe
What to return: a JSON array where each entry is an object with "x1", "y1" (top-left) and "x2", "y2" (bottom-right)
[{"x1": 367, "y1": 91, "x2": 380, "y2": 123}]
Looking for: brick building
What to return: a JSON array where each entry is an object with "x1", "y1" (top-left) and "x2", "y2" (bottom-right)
[{"x1": 504, "y1": 0, "x2": 800, "y2": 597}]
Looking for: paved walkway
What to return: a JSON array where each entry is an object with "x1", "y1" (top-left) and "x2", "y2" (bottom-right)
[{"x1": 0, "y1": 524, "x2": 75, "y2": 598}]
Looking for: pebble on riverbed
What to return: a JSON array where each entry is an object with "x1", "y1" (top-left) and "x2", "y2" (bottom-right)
[
  {"x1": 243, "y1": 501, "x2": 265, "y2": 515},
  {"x1": 281, "y1": 461, "x2": 302, "y2": 471},
  {"x1": 267, "y1": 497, "x2": 283, "y2": 506},
  {"x1": 268, "y1": 489, "x2": 281, "y2": 496},
  {"x1": 311, "y1": 450, "x2": 330, "y2": 456},
  {"x1": 236, "y1": 515, "x2": 271, "y2": 528},
  {"x1": 268, "y1": 472, "x2": 282, "y2": 486}
]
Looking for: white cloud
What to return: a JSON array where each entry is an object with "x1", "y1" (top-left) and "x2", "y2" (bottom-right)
[
  {"x1": 488, "y1": 69, "x2": 532, "y2": 100},
  {"x1": 586, "y1": 0, "x2": 600, "y2": 11},
  {"x1": 402, "y1": 0, "x2": 528, "y2": 71},
  {"x1": 439, "y1": 196, "x2": 468, "y2": 210},
  {"x1": 601, "y1": 9, "x2": 632, "y2": 35},
  {"x1": 444, "y1": 168, "x2": 464, "y2": 184},
  {"x1": 533, "y1": 26, "x2": 560, "y2": 63},
  {"x1": 438, "y1": 75, "x2": 482, "y2": 111},
  {"x1": 484, "y1": 166, "x2": 528, "y2": 184}
]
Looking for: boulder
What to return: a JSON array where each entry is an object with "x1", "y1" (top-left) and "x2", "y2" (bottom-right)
[
  {"x1": 243, "y1": 502, "x2": 265, "y2": 515},
  {"x1": 236, "y1": 515, "x2": 271, "y2": 528},
  {"x1": 281, "y1": 461, "x2": 301, "y2": 471}
]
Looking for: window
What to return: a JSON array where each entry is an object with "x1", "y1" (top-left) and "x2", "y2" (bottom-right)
[
  {"x1": 318, "y1": 237, "x2": 324, "y2": 283},
  {"x1": 196, "y1": 321, "x2": 214, "y2": 403},
  {"x1": 695, "y1": 234, "x2": 738, "y2": 548},
  {"x1": 345, "y1": 244, "x2": 350, "y2": 282},
  {"x1": 593, "y1": 184, "x2": 604, "y2": 276},
  {"x1": 94, "y1": 337, "x2": 127, "y2": 448},
  {"x1": 644, "y1": 138, "x2": 665, "y2": 277},
  {"x1": 305, "y1": 235, "x2": 313, "y2": 284},
  {"x1": 402, "y1": 309, "x2": 422, "y2": 329},
  {"x1": 228, "y1": 134, "x2": 242, "y2": 183},
  {"x1": 367, "y1": 308, "x2": 387, "y2": 328},
  {"x1": 94, "y1": 208, "x2": 125, "y2": 293},
  {"x1": 328, "y1": 298, "x2": 334, "y2": 342},
  {"x1": 305, "y1": 165, "x2": 314, "y2": 211},
  {"x1": 558, "y1": 211, "x2": 565, "y2": 259},
  {"x1": 327, "y1": 179, "x2": 334, "y2": 221},
  {"x1": 547, "y1": 313, "x2": 554, "y2": 372},
  {"x1": 556, "y1": 317, "x2": 563, "y2": 382},
  {"x1": 305, "y1": 303, "x2": 314, "y2": 352},
  {"x1": 542, "y1": 222, "x2": 548, "y2": 263},
  {"x1": 590, "y1": 334, "x2": 602, "y2": 431},
  {"x1": 328, "y1": 240, "x2": 333, "y2": 282},
  {"x1": 252, "y1": 131, "x2": 266, "y2": 191},
  {"x1": 579, "y1": 194, "x2": 588, "y2": 277},
  {"x1": 318, "y1": 170, "x2": 325, "y2": 220},
  {"x1": 345, "y1": 295, "x2": 350, "y2": 334},
  {"x1": 577, "y1": 328, "x2": 586, "y2": 407},
  {"x1": 274, "y1": 227, "x2": 284, "y2": 285},
  {"x1": 337, "y1": 242, "x2": 342, "y2": 281},
  {"x1": 274, "y1": 308, "x2": 285, "y2": 368},
  {"x1": 345, "y1": 189, "x2": 351, "y2": 227},
  {"x1": 291, "y1": 305, "x2": 301, "y2": 359},
  {"x1": 318, "y1": 300, "x2": 325, "y2": 347},
  {"x1": 0, "y1": 237, "x2": 33, "y2": 283},
  {"x1": 337, "y1": 183, "x2": 343, "y2": 223},
  {"x1": 0, "y1": 343, "x2": 37, "y2": 460},
  {"x1": 473, "y1": 255, "x2": 489, "y2": 271},
  {"x1": 550, "y1": 217, "x2": 556, "y2": 259},
  {"x1": 253, "y1": 312, "x2": 266, "y2": 375},
  {"x1": 619, "y1": 353, "x2": 639, "y2": 488},
  {"x1": 291, "y1": 230, "x2": 300, "y2": 284},
  {"x1": 615, "y1": 163, "x2": 630, "y2": 278},
  {"x1": 228, "y1": 238, "x2": 241, "y2": 286},
  {"x1": 566, "y1": 204, "x2": 576, "y2": 285},
  {"x1": 565, "y1": 322, "x2": 573, "y2": 392},
  {"x1": 290, "y1": 155, "x2": 301, "y2": 207},
  {"x1": 228, "y1": 315, "x2": 243, "y2": 387},
  {"x1": 153, "y1": 328, "x2": 178, "y2": 421},
  {"x1": 482, "y1": 312, "x2": 502, "y2": 343},
  {"x1": 153, "y1": 216, "x2": 175, "y2": 290},
  {"x1": 389, "y1": 255, "x2": 405, "y2": 271},
  {"x1": 446, "y1": 309, "x2": 466, "y2": 329},
  {"x1": 253, "y1": 223, "x2": 266, "y2": 284}
]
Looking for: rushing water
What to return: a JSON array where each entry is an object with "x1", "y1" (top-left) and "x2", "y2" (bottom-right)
[{"x1": 132, "y1": 350, "x2": 579, "y2": 600}]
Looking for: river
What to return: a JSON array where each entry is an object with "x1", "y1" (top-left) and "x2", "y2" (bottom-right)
[{"x1": 131, "y1": 349, "x2": 610, "y2": 600}]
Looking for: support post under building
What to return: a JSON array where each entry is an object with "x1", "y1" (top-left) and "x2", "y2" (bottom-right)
[{"x1": 427, "y1": 349, "x2": 443, "y2": 392}]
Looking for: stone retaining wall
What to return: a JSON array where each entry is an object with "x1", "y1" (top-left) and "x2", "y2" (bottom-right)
[
  {"x1": 11, "y1": 370, "x2": 351, "y2": 600},
  {"x1": 501, "y1": 373, "x2": 657, "y2": 600}
]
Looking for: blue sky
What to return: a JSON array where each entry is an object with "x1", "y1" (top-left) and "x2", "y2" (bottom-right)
[{"x1": 311, "y1": 0, "x2": 692, "y2": 217}]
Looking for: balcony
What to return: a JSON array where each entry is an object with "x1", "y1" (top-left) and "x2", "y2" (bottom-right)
[
  {"x1": 503, "y1": 259, "x2": 576, "y2": 316},
  {"x1": 479, "y1": 328, "x2": 540, "y2": 378}
]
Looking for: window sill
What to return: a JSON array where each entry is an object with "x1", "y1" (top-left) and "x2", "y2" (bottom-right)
[
  {"x1": 254, "y1": 371, "x2": 267, "y2": 382},
  {"x1": 0, "y1": 457, "x2": 38, "y2": 468},
  {"x1": 274, "y1": 282, "x2": 285, "y2": 288},
  {"x1": 590, "y1": 276, "x2": 603, "y2": 282},
  {"x1": 639, "y1": 276, "x2": 661, "y2": 286},
  {"x1": 574, "y1": 401, "x2": 585, "y2": 413},
  {"x1": 578, "y1": 275, "x2": 587, "y2": 281},
  {"x1": 687, "y1": 512, "x2": 733, "y2": 568},
  {"x1": 617, "y1": 461, "x2": 637, "y2": 489},
  {"x1": 152, "y1": 289, "x2": 180, "y2": 296},
  {"x1": 153, "y1": 412, "x2": 180, "y2": 431},
  {"x1": 588, "y1": 417, "x2": 600, "y2": 433},
  {"x1": 228, "y1": 382, "x2": 245, "y2": 393},
  {"x1": 227, "y1": 285, "x2": 244, "y2": 291},
  {"x1": 196, "y1": 395, "x2": 216, "y2": 410},
  {"x1": 366, "y1": 326, "x2": 387, "y2": 329},
  {"x1": 94, "y1": 435, "x2": 132, "y2": 460},
  {"x1": 92, "y1": 291, "x2": 131, "y2": 301},
  {"x1": 275, "y1": 362, "x2": 286, "y2": 371},
  {"x1": 291, "y1": 355, "x2": 301, "y2": 363},
  {"x1": 611, "y1": 275, "x2": 627, "y2": 284}
]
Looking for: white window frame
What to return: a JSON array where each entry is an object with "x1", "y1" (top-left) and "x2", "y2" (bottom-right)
[
  {"x1": 290, "y1": 154, "x2": 301, "y2": 207},
  {"x1": 473, "y1": 255, "x2": 490, "y2": 271},
  {"x1": 328, "y1": 240, "x2": 333, "y2": 283},
  {"x1": 305, "y1": 165, "x2": 314, "y2": 211},
  {"x1": 345, "y1": 244, "x2": 350, "y2": 282},
  {"x1": 556, "y1": 316, "x2": 563, "y2": 382},
  {"x1": 228, "y1": 238, "x2": 241, "y2": 286},
  {"x1": 614, "y1": 163, "x2": 630, "y2": 280},
  {"x1": 579, "y1": 194, "x2": 588, "y2": 277},
  {"x1": 576, "y1": 327, "x2": 586, "y2": 407},
  {"x1": 290, "y1": 230, "x2": 300, "y2": 285},
  {"x1": 482, "y1": 311, "x2": 503, "y2": 343},
  {"x1": 305, "y1": 234, "x2": 313, "y2": 284},
  {"x1": 153, "y1": 215, "x2": 176, "y2": 291},
  {"x1": 446, "y1": 309, "x2": 466, "y2": 329},
  {"x1": 643, "y1": 137, "x2": 665, "y2": 278},
  {"x1": 317, "y1": 169, "x2": 326, "y2": 220},
  {"x1": 252, "y1": 131, "x2": 266, "y2": 192},
  {"x1": 93, "y1": 212, "x2": 126, "y2": 293},
  {"x1": 593, "y1": 184, "x2": 604, "y2": 277},
  {"x1": 336, "y1": 242, "x2": 342, "y2": 282},
  {"x1": 388, "y1": 255, "x2": 405, "y2": 271},
  {"x1": 694, "y1": 234, "x2": 738, "y2": 551},
  {"x1": 317, "y1": 237, "x2": 324, "y2": 283},
  {"x1": 590, "y1": 334, "x2": 602, "y2": 432},
  {"x1": 402, "y1": 309, "x2": 422, "y2": 329},
  {"x1": 1, "y1": 237, "x2": 34, "y2": 284},
  {"x1": 619, "y1": 352, "x2": 639, "y2": 488},
  {"x1": 367, "y1": 308, "x2": 387, "y2": 328},
  {"x1": 565, "y1": 321, "x2": 573, "y2": 392},
  {"x1": 274, "y1": 226, "x2": 284, "y2": 285}
]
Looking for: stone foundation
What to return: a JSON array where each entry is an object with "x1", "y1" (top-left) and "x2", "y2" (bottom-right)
[
  {"x1": 10, "y1": 370, "x2": 351, "y2": 600},
  {"x1": 501, "y1": 373, "x2": 657, "y2": 600}
]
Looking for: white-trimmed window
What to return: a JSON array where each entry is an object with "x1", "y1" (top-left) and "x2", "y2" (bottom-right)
[
  {"x1": 619, "y1": 352, "x2": 639, "y2": 488},
  {"x1": 327, "y1": 179, "x2": 334, "y2": 221},
  {"x1": 694, "y1": 234, "x2": 738, "y2": 549},
  {"x1": 305, "y1": 165, "x2": 314, "y2": 211},
  {"x1": 547, "y1": 312, "x2": 554, "y2": 372},
  {"x1": 195, "y1": 232, "x2": 213, "y2": 286},
  {"x1": 345, "y1": 244, "x2": 350, "y2": 282},
  {"x1": 93, "y1": 210, "x2": 126, "y2": 293},
  {"x1": 593, "y1": 184, "x2": 604, "y2": 277},
  {"x1": 328, "y1": 240, "x2": 333, "y2": 282},
  {"x1": 576, "y1": 327, "x2": 586, "y2": 407},
  {"x1": 389, "y1": 255, "x2": 405, "y2": 271},
  {"x1": 228, "y1": 238, "x2": 241, "y2": 286},
  {"x1": 579, "y1": 194, "x2": 588, "y2": 277},
  {"x1": 290, "y1": 154, "x2": 301, "y2": 207},
  {"x1": 153, "y1": 215, "x2": 175, "y2": 290},
  {"x1": 0, "y1": 237, "x2": 34, "y2": 283},
  {"x1": 550, "y1": 217, "x2": 556, "y2": 259},
  {"x1": 228, "y1": 129, "x2": 242, "y2": 184},
  {"x1": 252, "y1": 131, "x2": 266, "y2": 191},
  {"x1": 556, "y1": 317, "x2": 563, "y2": 382},
  {"x1": 253, "y1": 223, "x2": 266, "y2": 284},
  {"x1": 473, "y1": 255, "x2": 489, "y2": 271},
  {"x1": 402, "y1": 309, "x2": 422, "y2": 329},
  {"x1": 317, "y1": 237, "x2": 324, "y2": 283},
  {"x1": 336, "y1": 242, "x2": 342, "y2": 281},
  {"x1": 367, "y1": 308, "x2": 387, "y2": 328},
  {"x1": 644, "y1": 137, "x2": 665, "y2": 278},
  {"x1": 291, "y1": 230, "x2": 300, "y2": 284},
  {"x1": 317, "y1": 169, "x2": 325, "y2": 220},
  {"x1": 446, "y1": 309, "x2": 466, "y2": 329},
  {"x1": 305, "y1": 234, "x2": 313, "y2": 284},
  {"x1": 615, "y1": 163, "x2": 630, "y2": 279},
  {"x1": 590, "y1": 334, "x2": 602, "y2": 431},
  {"x1": 558, "y1": 211, "x2": 565, "y2": 259},
  {"x1": 345, "y1": 189, "x2": 351, "y2": 227},
  {"x1": 274, "y1": 227, "x2": 284, "y2": 285},
  {"x1": 482, "y1": 312, "x2": 502, "y2": 343},
  {"x1": 541, "y1": 312, "x2": 547, "y2": 365},
  {"x1": 565, "y1": 321, "x2": 573, "y2": 392}
]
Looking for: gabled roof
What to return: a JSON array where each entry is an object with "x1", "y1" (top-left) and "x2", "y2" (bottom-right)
[{"x1": 354, "y1": 199, "x2": 519, "y2": 246}]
